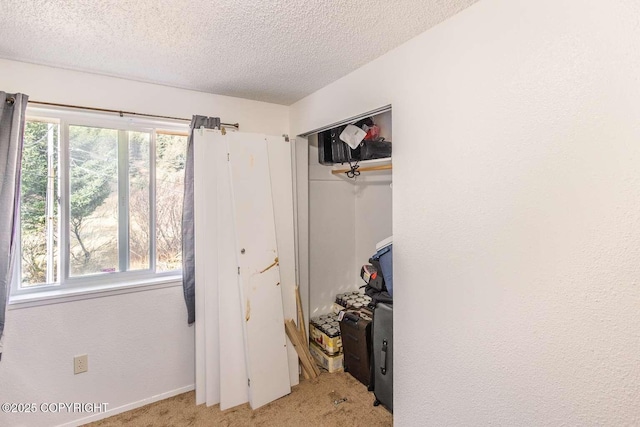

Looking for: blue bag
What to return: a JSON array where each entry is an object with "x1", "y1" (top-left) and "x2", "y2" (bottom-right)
[{"x1": 371, "y1": 244, "x2": 393, "y2": 297}]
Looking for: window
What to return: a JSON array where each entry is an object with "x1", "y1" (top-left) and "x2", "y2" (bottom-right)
[{"x1": 15, "y1": 108, "x2": 188, "y2": 296}]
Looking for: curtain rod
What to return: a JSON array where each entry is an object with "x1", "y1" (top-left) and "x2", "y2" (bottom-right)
[{"x1": 28, "y1": 100, "x2": 239, "y2": 129}]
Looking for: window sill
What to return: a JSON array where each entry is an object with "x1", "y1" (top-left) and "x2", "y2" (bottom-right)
[{"x1": 8, "y1": 275, "x2": 183, "y2": 310}]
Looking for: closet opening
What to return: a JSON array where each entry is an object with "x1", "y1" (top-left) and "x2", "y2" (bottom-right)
[{"x1": 294, "y1": 106, "x2": 393, "y2": 411}]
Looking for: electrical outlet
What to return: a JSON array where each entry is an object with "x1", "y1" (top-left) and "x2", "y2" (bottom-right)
[{"x1": 74, "y1": 354, "x2": 88, "y2": 374}]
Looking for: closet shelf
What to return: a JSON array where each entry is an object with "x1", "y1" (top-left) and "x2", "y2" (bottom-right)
[{"x1": 331, "y1": 164, "x2": 392, "y2": 175}]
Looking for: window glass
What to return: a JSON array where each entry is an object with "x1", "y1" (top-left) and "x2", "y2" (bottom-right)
[
  {"x1": 68, "y1": 125, "x2": 119, "y2": 276},
  {"x1": 20, "y1": 121, "x2": 59, "y2": 286},
  {"x1": 17, "y1": 113, "x2": 187, "y2": 294},
  {"x1": 129, "y1": 131, "x2": 151, "y2": 271},
  {"x1": 155, "y1": 133, "x2": 186, "y2": 272}
]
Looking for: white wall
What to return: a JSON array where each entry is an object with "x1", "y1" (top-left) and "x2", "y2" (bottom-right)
[
  {"x1": 353, "y1": 111, "x2": 393, "y2": 282},
  {"x1": 307, "y1": 130, "x2": 392, "y2": 315},
  {"x1": 292, "y1": 0, "x2": 640, "y2": 425},
  {"x1": 2, "y1": 285, "x2": 191, "y2": 426},
  {"x1": 307, "y1": 135, "x2": 355, "y2": 315},
  {"x1": 0, "y1": 59, "x2": 290, "y2": 427},
  {"x1": 0, "y1": 59, "x2": 289, "y2": 135},
  {"x1": 354, "y1": 183, "x2": 392, "y2": 278},
  {"x1": 309, "y1": 180, "x2": 356, "y2": 316}
]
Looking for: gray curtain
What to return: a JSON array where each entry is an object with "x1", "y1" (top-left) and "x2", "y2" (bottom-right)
[
  {"x1": 182, "y1": 115, "x2": 221, "y2": 324},
  {"x1": 0, "y1": 92, "x2": 29, "y2": 360}
]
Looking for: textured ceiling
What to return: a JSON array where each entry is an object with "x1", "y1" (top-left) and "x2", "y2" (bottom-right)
[{"x1": 0, "y1": 0, "x2": 478, "y2": 105}]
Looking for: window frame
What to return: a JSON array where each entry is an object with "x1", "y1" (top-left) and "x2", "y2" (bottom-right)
[{"x1": 11, "y1": 106, "x2": 189, "y2": 298}]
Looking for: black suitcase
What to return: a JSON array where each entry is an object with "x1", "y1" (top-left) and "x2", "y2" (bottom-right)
[
  {"x1": 339, "y1": 311, "x2": 372, "y2": 387},
  {"x1": 372, "y1": 303, "x2": 393, "y2": 412}
]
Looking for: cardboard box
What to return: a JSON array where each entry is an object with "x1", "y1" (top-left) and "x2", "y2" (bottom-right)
[
  {"x1": 309, "y1": 323, "x2": 342, "y2": 355},
  {"x1": 331, "y1": 302, "x2": 346, "y2": 314},
  {"x1": 309, "y1": 342, "x2": 343, "y2": 373}
]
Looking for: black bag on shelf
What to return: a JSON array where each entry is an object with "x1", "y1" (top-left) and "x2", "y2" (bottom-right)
[
  {"x1": 360, "y1": 138, "x2": 392, "y2": 161},
  {"x1": 318, "y1": 128, "x2": 335, "y2": 165},
  {"x1": 318, "y1": 125, "x2": 362, "y2": 165}
]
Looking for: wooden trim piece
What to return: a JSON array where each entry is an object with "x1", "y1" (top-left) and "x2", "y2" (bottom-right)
[
  {"x1": 295, "y1": 285, "x2": 308, "y2": 344},
  {"x1": 285, "y1": 319, "x2": 319, "y2": 379},
  {"x1": 295, "y1": 285, "x2": 311, "y2": 379},
  {"x1": 331, "y1": 164, "x2": 392, "y2": 175}
]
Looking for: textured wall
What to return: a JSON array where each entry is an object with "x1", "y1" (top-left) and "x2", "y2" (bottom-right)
[
  {"x1": 309, "y1": 180, "x2": 356, "y2": 316},
  {"x1": 291, "y1": 0, "x2": 640, "y2": 424},
  {"x1": 0, "y1": 285, "x2": 192, "y2": 427},
  {"x1": 354, "y1": 183, "x2": 392, "y2": 284}
]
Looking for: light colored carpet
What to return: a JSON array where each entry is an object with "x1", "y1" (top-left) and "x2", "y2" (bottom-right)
[{"x1": 86, "y1": 372, "x2": 392, "y2": 426}]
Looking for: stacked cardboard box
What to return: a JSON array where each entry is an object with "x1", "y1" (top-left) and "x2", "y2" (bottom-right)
[
  {"x1": 310, "y1": 312, "x2": 342, "y2": 355},
  {"x1": 308, "y1": 290, "x2": 376, "y2": 373},
  {"x1": 308, "y1": 341, "x2": 343, "y2": 373}
]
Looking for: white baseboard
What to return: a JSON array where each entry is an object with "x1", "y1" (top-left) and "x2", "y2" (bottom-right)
[{"x1": 55, "y1": 384, "x2": 195, "y2": 427}]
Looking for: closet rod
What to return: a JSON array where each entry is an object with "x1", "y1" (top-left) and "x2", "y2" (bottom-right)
[
  {"x1": 28, "y1": 100, "x2": 240, "y2": 128},
  {"x1": 331, "y1": 164, "x2": 392, "y2": 175}
]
